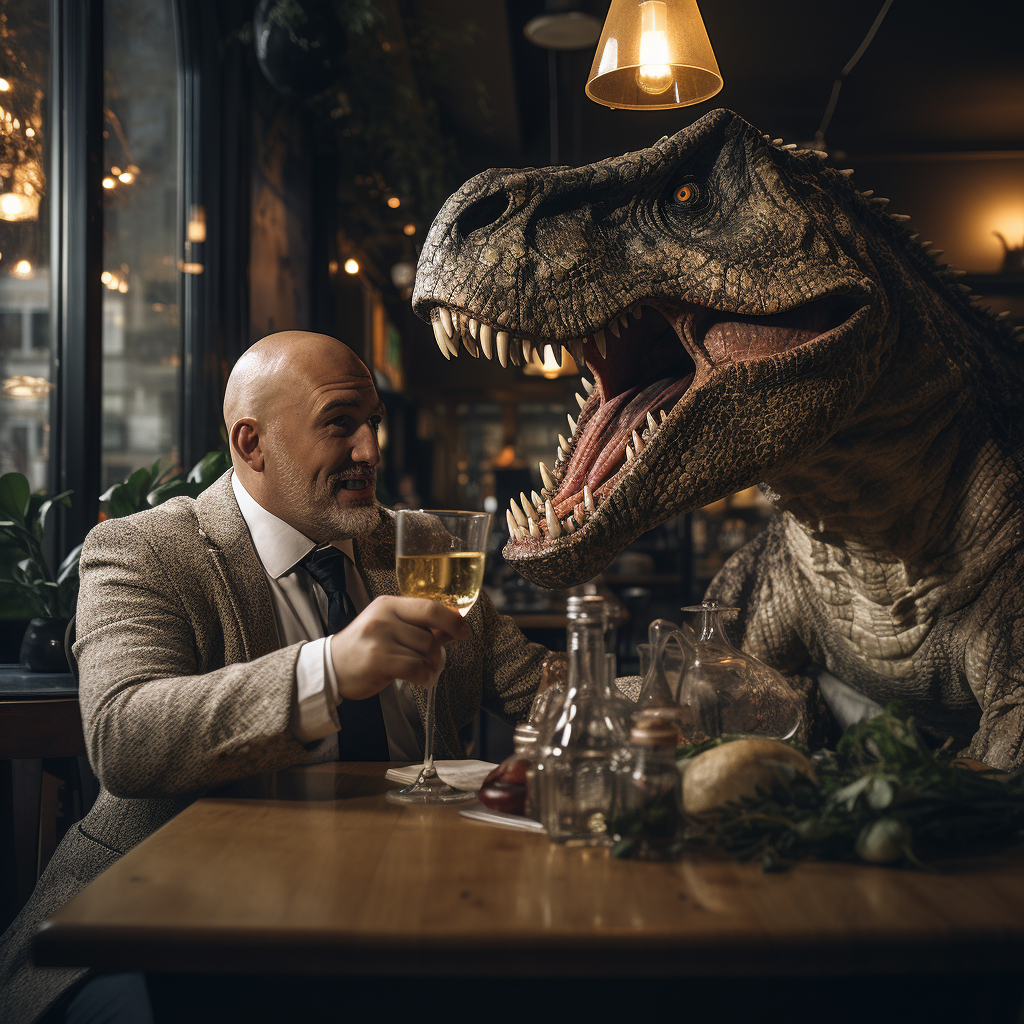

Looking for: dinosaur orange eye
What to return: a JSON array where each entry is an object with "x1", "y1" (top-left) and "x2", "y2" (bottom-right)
[{"x1": 675, "y1": 183, "x2": 697, "y2": 203}]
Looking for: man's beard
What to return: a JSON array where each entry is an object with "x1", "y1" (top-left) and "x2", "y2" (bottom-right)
[{"x1": 276, "y1": 460, "x2": 381, "y2": 542}]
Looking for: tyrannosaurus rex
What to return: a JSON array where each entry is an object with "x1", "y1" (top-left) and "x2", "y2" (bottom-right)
[{"x1": 412, "y1": 109, "x2": 1024, "y2": 769}]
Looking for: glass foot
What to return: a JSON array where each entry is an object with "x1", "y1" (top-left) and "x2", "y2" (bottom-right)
[{"x1": 386, "y1": 766, "x2": 477, "y2": 805}]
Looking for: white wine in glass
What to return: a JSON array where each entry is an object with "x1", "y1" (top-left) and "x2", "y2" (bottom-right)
[{"x1": 387, "y1": 509, "x2": 490, "y2": 805}]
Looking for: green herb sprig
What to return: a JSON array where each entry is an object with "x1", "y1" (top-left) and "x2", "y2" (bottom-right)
[{"x1": 685, "y1": 704, "x2": 1024, "y2": 869}]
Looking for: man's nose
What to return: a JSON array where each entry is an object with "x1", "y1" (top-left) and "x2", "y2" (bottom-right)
[{"x1": 352, "y1": 422, "x2": 381, "y2": 467}]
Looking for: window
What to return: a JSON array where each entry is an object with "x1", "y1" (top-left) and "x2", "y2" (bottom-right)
[{"x1": 0, "y1": 1, "x2": 52, "y2": 489}]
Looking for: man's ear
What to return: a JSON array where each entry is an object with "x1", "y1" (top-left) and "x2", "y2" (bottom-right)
[{"x1": 231, "y1": 418, "x2": 264, "y2": 472}]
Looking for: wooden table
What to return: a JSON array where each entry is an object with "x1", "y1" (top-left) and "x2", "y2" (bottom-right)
[{"x1": 34, "y1": 763, "x2": 1024, "y2": 1021}]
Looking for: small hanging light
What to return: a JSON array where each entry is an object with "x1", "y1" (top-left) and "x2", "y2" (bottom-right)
[{"x1": 585, "y1": 0, "x2": 723, "y2": 111}]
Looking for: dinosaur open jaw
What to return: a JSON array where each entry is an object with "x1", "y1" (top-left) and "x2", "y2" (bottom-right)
[{"x1": 425, "y1": 292, "x2": 857, "y2": 547}]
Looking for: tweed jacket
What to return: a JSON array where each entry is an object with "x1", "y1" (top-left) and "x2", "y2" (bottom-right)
[{"x1": 0, "y1": 471, "x2": 546, "y2": 1024}]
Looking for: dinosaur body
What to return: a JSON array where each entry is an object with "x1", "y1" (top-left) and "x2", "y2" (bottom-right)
[{"x1": 413, "y1": 110, "x2": 1024, "y2": 767}]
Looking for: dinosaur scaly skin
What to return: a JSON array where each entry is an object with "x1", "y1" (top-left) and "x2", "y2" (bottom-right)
[{"x1": 413, "y1": 109, "x2": 1024, "y2": 767}]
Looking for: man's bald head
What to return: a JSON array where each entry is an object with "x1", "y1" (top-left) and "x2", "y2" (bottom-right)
[
  {"x1": 223, "y1": 331, "x2": 371, "y2": 433},
  {"x1": 224, "y1": 331, "x2": 382, "y2": 542}
]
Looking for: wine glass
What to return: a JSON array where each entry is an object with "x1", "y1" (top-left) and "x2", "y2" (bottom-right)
[{"x1": 386, "y1": 509, "x2": 491, "y2": 805}]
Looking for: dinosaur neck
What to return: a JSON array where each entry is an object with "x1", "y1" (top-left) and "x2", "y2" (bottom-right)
[{"x1": 766, "y1": 322, "x2": 1021, "y2": 579}]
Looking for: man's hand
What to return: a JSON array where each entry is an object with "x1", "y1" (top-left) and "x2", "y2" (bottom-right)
[{"x1": 329, "y1": 596, "x2": 471, "y2": 701}]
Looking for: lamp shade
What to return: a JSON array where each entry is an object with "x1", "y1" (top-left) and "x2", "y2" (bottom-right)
[{"x1": 585, "y1": 0, "x2": 723, "y2": 110}]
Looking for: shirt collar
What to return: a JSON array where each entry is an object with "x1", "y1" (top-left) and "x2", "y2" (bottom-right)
[{"x1": 231, "y1": 473, "x2": 358, "y2": 579}]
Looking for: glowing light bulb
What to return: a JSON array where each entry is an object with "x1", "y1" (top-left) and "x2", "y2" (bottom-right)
[
  {"x1": 102, "y1": 177, "x2": 115, "y2": 190},
  {"x1": 343, "y1": 258, "x2": 360, "y2": 275},
  {"x1": 403, "y1": 223, "x2": 416, "y2": 236},
  {"x1": 0, "y1": 193, "x2": 27, "y2": 218},
  {"x1": 636, "y1": 1, "x2": 674, "y2": 96},
  {"x1": 0, "y1": 79, "x2": 9, "y2": 92},
  {"x1": 387, "y1": 196, "x2": 400, "y2": 209},
  {"x1": 13, "y1": 259, "x2": 33, "y2": 277},
  {"x1": 118, "y1": 172, "x2": 133, "y2": 183},
  {"x1": 24, "y1": 127, "x2": 34, "y2": 137},
  {"x1": 101, "y1": 271, "x2": 113, "y2": 284}
]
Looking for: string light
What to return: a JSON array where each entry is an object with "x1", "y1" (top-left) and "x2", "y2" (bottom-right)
[
  {"x1": 343, "y1": 258, "x2": 360, "y2": 274},
  {"x1": 12, "y1": 259, "x2": 34, "y2": 278},
  {"x1": 387, "y1": 196, "x2": 400, "y2": 209},
  {"x1": 403, "y1": 223, "x2": 416, "y2": 236}
]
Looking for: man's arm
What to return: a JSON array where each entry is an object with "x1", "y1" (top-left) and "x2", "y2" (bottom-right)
[
  {"x1": 75, "y1": 515, "x2": 310, "y2": 798},
  {"x1": 476, "y1": 592, "x2": 549, "y2": 722}
]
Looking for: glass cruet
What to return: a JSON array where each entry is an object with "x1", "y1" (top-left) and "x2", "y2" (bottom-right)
[{"x1": 675, "y1": 601, "x2": 804, "y2": 743}]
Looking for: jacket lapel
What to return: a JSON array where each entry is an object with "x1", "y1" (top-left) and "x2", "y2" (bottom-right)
[{"x1": 194, "y1": 471, "x2": 281, "y2": 662}]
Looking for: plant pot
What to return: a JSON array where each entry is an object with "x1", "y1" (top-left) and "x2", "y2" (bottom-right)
[{"x1": 20, "y1": 617, "x2": 71, "y2": 673}]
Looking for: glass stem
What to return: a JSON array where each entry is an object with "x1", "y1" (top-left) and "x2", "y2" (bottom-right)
[{"x1": 421, "y1": 683, "x2": 437, "y2": 777}]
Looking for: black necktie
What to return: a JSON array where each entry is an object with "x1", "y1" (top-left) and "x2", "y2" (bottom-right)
[{"x1": 300, "y1": 545, "x2": 390, "y2": 761}]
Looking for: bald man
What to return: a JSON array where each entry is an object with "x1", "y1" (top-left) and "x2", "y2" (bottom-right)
[{"x1": 0, "y1": 333, "x2": 547, "y2": 1024}]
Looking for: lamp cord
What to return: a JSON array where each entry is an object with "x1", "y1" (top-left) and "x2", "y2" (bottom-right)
[{"x1": 815, "y1": 0, "x2": 896, "y2": 145}]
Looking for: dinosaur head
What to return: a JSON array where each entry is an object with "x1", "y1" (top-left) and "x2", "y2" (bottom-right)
[{"x1": 412, "y1": 109, "x2": 922, "y2": 586}]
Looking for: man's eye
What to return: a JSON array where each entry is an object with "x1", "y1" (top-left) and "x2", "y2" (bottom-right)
[{"x1": 370, "y1": 418, "x2": 382, "y2": 432}]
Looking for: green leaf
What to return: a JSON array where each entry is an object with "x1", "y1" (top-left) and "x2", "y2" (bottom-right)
[
  {"x1": 148, "y1": 480, "x2": 204, "y2": 506},
  {"x1": 102, "y1": 484, "x2": 139, "y2": 520},
  {"x1": 123, "y1": 467, "x2": 153, "y2": 509},
  {"x1": 37, "y1": 490, "x2": 73, "y2": 537},
  {"x1": 187, "y1": 450, "x2": 231, "y2": 486},
  {"x1": 0, "y1": 472, "x2": 30, "y2": 522},
  {"x1": 57, "y1": 543, "x2": 83, "y2": 583},
  {"x1": 0, "y1": 579, "x2": 45, "y2": 616}
]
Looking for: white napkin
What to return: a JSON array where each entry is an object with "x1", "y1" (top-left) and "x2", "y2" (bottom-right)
[{"x1": 385, "y1": 759, "x2": 497, "y2": 792}]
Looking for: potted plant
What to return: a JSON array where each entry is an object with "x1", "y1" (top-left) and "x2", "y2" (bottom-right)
[
  {"x1": 0, "y1": 473, "x2": 77, "y2": 671},
  {"x1": 0, "y1": 450, "x2": 232, "y2": 672}
]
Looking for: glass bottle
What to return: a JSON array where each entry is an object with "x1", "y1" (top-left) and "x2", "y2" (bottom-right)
[
  {"x1": 478, "y1": 722, "x2": 540, "y2": 817},
  {"x1": 615, "y1": 717, "x2": 683, "y2": 861},
  {"x1": 676, "y1": 601, "x2": 804, "y2": 742},
  {"x1": 539, "y1": 595, "x2": 631, "y2": 846}
]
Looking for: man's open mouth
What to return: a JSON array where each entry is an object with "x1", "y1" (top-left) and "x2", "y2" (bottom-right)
[
  {"x1": 338, "y1": 477, "x2": 371, "y2": 491},
  {"x1": 428, "y1": 294, "x2": 861, "y2": 546}
]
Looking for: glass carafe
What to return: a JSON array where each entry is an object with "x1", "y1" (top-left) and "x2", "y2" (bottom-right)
[{"x1": 674, "y1": 601, "x2": 804, "y2": 743}]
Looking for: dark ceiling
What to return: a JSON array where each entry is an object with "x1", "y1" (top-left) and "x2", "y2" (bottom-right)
[{"x1": 425, "y1": 0, "x2": 1024, "y2": 176}]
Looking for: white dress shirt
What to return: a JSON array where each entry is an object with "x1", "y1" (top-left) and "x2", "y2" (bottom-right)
[{"x1": 231, "y1": 473, "x2": 423, "y2": 761}]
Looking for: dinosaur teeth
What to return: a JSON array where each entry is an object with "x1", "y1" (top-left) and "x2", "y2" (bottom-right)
[
  {"x1": 520, "y1": 492, "x2": 538, "y2": 521},
  {"x1": 548, "y1": 341, "x2": 562, "y2": 364},
  {"x1": 608, "y1": 319, "x2": 620, "y2": 339},
  {"x1": 568, "y1": 338, "x2": 586, "y2": 368},
  {"x1": 539, "y1": 461, "x2": 554, "y2": 490},
  {"x1": 659, "y1": 409, "x2": 667, "y2": 423},
  {"x1": 771, "y1": 138, "x2": 783, "y2": 145},
  {"x1": 891, "y1": 214, "x2": 911, "y2": 222},
  {"x1": 545, "y1": 500, "x2": 562, "y2": 538},
  {"x1": 558, "y1": 433, "x2": 570, "y2": 455},
  {"x1": 528, "y1": 517, "x2": 541, "y2": 539},
  {"x1": 506, "y1": 510, "x2": 520, "y2": 540},
  {"x1": 509, "y1": 498, "x2": 527, "y2": 529},
  {"x1": 582, "y1": 377, "x2": 594, "y2": 395},
  {"x1": 575, "y1": 392, "x2": 586, "y2": 411},
  {"x1": 625, "y1": 443, "x2": 634, "y2": 462},
  {"x1": 531, "y1": 489, "x2": 543, "y2": 507},
  {"x1": 564, "y1": 517, "x2": 576, "y2": 532},
  {"x1": 619, "y1": 312, "x2": 629, "y2": 329},
  {"x1": 631, "y1": 429, "x2": 644, "y2": 454},
  {"x1": 837, "y1": 168, "x2": 854, "y2": 176},
  {"x1": 462, "y1": 331, "x2": 480, "y2": 357},
  {"x1": 496, "y1": 330, "x2": 510, "y2": 368},
  {"x1": 521, "y1": 339, "x2": 532, "y2": 362},
  {"x1": 646, "y1": 411, "x2": 658, "y2": 433},
  {"x1": 592, "y1": 329, "x2": 607, "y2": 358},
  {"x1": 438, "y1": 306, "x2": 454, "y2": 339},
  {"x1": 584, "y1": 484, "x2": 595, "y2": 512},
  {"x1": 433, "y1": 318, "x2": 452, "y2": 360},
  {"x1": 631, "y1": 305, "x2": 642, "y2": 320},
  {"x1": 781, "y1": 143, "x2": 797, "y2": 150},
  {"x1": 479, "y1": 323, "x2": 493, "y2": 359},
  {"x1": 468, "y1": 317, "x2": 479, "y2": 339},
  {"x1": 509, "y1": 338, "x2": 522, "y2": 366}
]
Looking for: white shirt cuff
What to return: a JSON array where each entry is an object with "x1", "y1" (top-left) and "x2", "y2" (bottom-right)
[{"x1": 289, "y1": 638, "x2": 341, "y2": 743}]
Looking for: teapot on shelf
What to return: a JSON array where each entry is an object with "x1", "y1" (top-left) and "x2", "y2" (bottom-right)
[{"x1": 637, "y1": 600, "x2": 804, "y2": 744}]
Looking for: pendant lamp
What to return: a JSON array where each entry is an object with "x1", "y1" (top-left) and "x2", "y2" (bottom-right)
[{"x1": 585, "y1": 0, "x2": 723, "y2": 111}]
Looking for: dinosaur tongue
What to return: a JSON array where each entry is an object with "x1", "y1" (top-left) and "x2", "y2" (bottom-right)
[{"x1": 556, "y1": 374, "x2": 693, "y2": 508}]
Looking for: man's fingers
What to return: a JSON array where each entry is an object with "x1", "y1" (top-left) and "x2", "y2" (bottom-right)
[{"x1": 390, "y1": 597, "x2": 471, "y2": 640}]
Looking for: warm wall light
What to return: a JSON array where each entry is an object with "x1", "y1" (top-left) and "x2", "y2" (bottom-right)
[
  {"x1": 3, "y1": 375, "x2": 52, "y2": 399},
  {"x1": 12, "y1": 259, "x2": 33, "y2": 278},
  {"x1": 523, "y1": 343, "x2": 579, "y2": 379},
  {"x1": 586, "y1": 0, "x2": 723, "y2": 110},
  {"x1": 187, "y1": 205, "x2": 206, "y2": 243},
  {"x1": 343, "y1": 258, "x2": 360, "y2": 274}
]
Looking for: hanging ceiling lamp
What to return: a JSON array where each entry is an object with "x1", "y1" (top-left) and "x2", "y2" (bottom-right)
[{"x1": 585, "y1": 0, "x2": 723, "y2": 111}]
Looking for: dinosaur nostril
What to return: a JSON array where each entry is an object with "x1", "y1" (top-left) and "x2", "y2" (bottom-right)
[{"x1": 456, "y1": 190, "x2": 511, "y2": 241}]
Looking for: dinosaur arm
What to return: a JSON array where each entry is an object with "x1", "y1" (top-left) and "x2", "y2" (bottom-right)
[{"x1": 963, "y1": 554, "x2": 1024, "y2": 769}]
